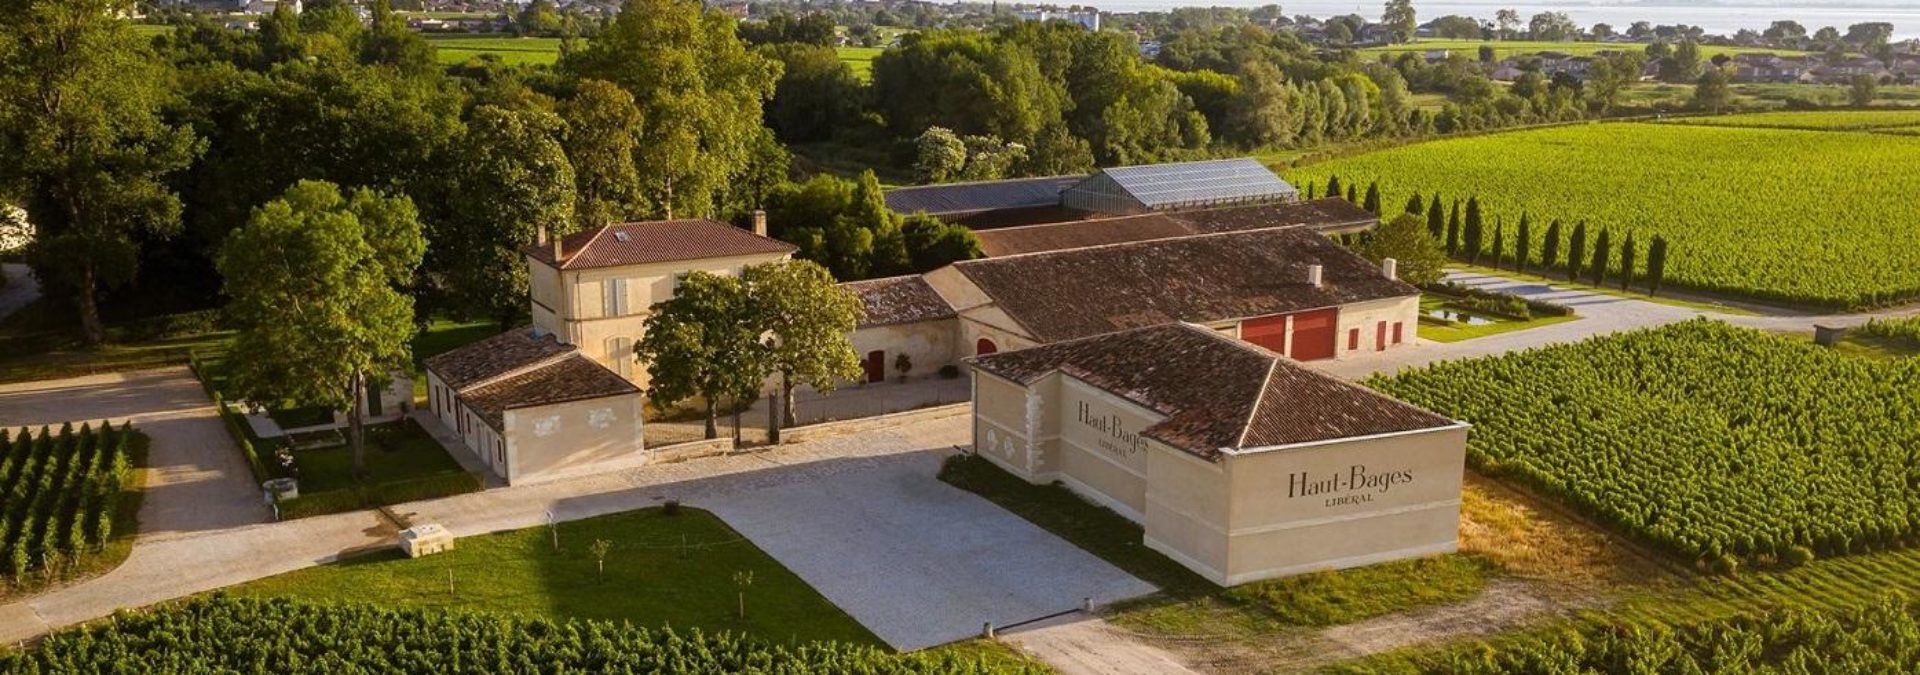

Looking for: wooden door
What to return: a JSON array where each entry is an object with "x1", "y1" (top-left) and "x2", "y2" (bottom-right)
[{"x1": 864, "y1": 350, "x2": 886, "y2": 383}]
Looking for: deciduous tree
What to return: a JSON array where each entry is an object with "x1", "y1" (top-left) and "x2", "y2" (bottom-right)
[
  {"x1": 0, "y1": 0, "x2": 200, "y2": 344},
  {"x1": 743, "y1": 261, "x2": 864, "y2": 428},
  {"x1": 1355, "y1": 214, "x2": 1448, "y2": 286},
  {"x1": 444, "y1": 105, "x2": 577, "y2": 328},
  {"x1": 561, "y1": 80, "x2": 648, "y2": 230},
  {"x1": 637, "y1": 272, "x2": 766, "y2": 439},
  {"x1": 218, "y1": 181, "x2": 423, "y2": 474}
]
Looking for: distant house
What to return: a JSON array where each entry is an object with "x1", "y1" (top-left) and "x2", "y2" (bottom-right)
[
  {"x1": 1422, "y1": 49, "x2": 1451, "y2": 64},
  {"x1": 1817, "y1": 56, "x2": 1892, "y2": 83},
  {"x1": 1732, "y1": 53, "x2": 1816, "y2": 83},
  {"x1": 244, "y1": 0, "x2": 299, "y2": 14}
]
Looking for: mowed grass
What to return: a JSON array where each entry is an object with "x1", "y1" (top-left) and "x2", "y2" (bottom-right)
[
  {"x1": 1293, "y1": 121, "x2": 1920, "y2": 308},
  {"x1": 426, "y1": 35, "x2": 564, "y2": 66},
  {"x1": 290, "y1": 420, "x2": 467, "y2": 493},
  {"x1": 229, "y1": 506, "x2": 883, "y2": 647},
  {"x1": 838, "y1": 45, "x2": 881, "y2": 80}
]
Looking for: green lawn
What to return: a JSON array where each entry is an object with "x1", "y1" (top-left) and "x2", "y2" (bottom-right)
[
  {"x1": 229, "y1": 507, "x2": 883, "y2": 647},
  {"x1": 1417, "y1": 295, "x2": 1580, "y2": 343},
  {"x1": 290, "y1": 419, "x2": 466, "y2": 493},
  {"x1": 426, "y1": 35, "x2": 564, "y2": 66},
  {"x1": 838, "y1": 45, "x2": 881, "y2": 81},
  {"x1": 936, "y1": 455, "x2": 1493, "y2": 636}
]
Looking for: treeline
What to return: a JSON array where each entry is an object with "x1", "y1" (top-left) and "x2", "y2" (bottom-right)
[
  {"x1": 1315, "y1": 176, "x2": 1674, "y2": 296},
  {"x1": 1, "y1": 422, "x2": 139, "y2": 584},
  {"x1": 0, "y1": 595, "x2": 1046, "y2": 673}
]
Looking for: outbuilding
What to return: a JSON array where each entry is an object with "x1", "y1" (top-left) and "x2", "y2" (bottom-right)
[{"x1": 968, "y1": 323, "x2": 1469, "y2": 585}]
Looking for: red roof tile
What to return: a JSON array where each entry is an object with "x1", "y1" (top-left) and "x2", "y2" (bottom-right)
[{"x1": 525, "y1": 219, "x2": 796, "y2": 271}]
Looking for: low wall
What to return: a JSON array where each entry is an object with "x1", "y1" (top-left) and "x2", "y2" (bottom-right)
[{"x1": 650, "y1": 437, "x2": 737, "y2": 464}]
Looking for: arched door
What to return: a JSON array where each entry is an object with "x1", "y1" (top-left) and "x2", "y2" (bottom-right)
[{"x1": 975, "y1": 338, "x2": 998, "y2": 356}]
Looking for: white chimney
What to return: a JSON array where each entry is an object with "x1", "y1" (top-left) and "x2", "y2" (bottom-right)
[
  {"x1": 1382, "y1": 257, "x2": 1398, "y2": 281},
  {"x1": 1306, "y1": 264, "x2": 1324, "y2": 288},
  {"x1": 752, "y1": 209, "x2": 768, "y2": 238},
  {"x1": 536, "y1": 223, "x2": 548, "y2": 246},
  {"x1": 552, "y1": 235, "x2": 564, "y2": 262}
]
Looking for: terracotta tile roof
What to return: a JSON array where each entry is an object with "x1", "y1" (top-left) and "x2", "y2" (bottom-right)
[
  {"x1": 954, "y1": 228, "x2": 1417, "y2": 343},
  {"x1": 971, "y1": 198, "x2": 1380, "y2": 257},
  {"x1": 840, "y1": 275, "x2": 956, "y2": 328},
  {"x1": 424, "y1": 328, "x2": 575, "y2": 390},
  {"x1": 968, "y1": 324, "x2": 1454, "y2": 458},
  {"x1": 524, "y1": 219, "x2": 796, "y2": 271},
  {"x1": 974, "y1": 214, "x2": 1199, "y2": 257},
  {"x1": 459, "y1": 355, "x2": 640, "y2": 431}
]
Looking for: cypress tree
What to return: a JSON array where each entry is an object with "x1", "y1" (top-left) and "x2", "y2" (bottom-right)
[
  {"x1": 1516, "y1": 214, "x2": 1532, "y2": 274},
  {"x1": 1648, "y1": 236, "x2": 1669, "y2": 296},
  {"x1": 1363, "y1": 182, "x2": 1382, "y2": 214},
  {"x1": 1590, "y1": 228, "x2": 1611, "y2": 286},
  {"x1": 1446, "y1": 201, "x2": 1461, "y2": 255},
  {"x1": 1345, "y1": 184, "x2": 1358, "y2": 204},
  {"x1": 1491, "y1": 219, "x2": 1506, "y2": 269},
  {"x1": 1620, "y1": 233, "x2": 1637, "y2": 291},
  {"x1": 1541, "y1": 219, "x2": 1562, "y2": 270},
  {"x1": 1326, "y1": 175, "x2": 1343, "y2": 200},
  {"x1": 1405, "y1": 193, "x2": 1424, "y2": 216},
  {"x1": 1463, "y1": 197, "x2": 1484, "y2": 264},
  {"x1": 1307, "y1": 182, "x2": 1316, "y2": 199},
  {"x1": 1567, "y1": 221, "x2": 1587, "y2": 281},
  {"x1": 1426, "y1": 198, "x2": 1444, "y2": 240}
]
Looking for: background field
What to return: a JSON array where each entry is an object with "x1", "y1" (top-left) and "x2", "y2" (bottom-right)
[
  {"x1": 1369, "y1": 320, "x2": 1920, "y2": 567},
  {"x1": 1357, "y1": 38, "x2": 1797, "y2": 60},
  {"x1": 426, "y1": 35, "x2": 565, "y2": 66},
  {"x1": 1659, "y1": 109, "x2": 1920, "y2": 130},
  {"x1": 1292, "y1": 115, "x2": 1920, "y2": 307}
]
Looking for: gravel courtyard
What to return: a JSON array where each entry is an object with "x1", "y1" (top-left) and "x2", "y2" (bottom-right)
[{"x1": 703, "y1": 450, "x2": 1157, "y2": 651}]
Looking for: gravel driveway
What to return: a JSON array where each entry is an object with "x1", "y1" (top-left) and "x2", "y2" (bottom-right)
[{"x1": 702, "y1": 451, "x2": 1157, "y2": 651}]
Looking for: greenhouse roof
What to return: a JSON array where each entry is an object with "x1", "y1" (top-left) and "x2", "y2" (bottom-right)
[{"x1": 1077, "y1": 158, "x2": 1297, "y2": 209}]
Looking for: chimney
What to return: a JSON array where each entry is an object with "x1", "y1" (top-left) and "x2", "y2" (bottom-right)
[
  {"x1": 1381, "y1": 257, "x2": 1398, "y2": 281},
  {"x1": 536, "y1": 223, "x2": 548, "y2": 246},
  {"x1": 552, "y1": 235, "x2": 564, "y2": 262},
  {"x1": 1306, "y1": 264, "x2": 1324, "y2": 288},
  {"x1": 752, "y1": 209, "x2": 768, "y2": 238}
]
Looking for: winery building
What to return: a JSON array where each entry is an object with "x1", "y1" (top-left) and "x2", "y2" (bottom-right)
[{"x1": 968, "y1": 323, "x2": 1469, "y2": 585}]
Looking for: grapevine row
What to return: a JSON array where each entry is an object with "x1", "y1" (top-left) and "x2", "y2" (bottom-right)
[{"x1": 0, "y1": 422, "x2": 137, "y2": 584}]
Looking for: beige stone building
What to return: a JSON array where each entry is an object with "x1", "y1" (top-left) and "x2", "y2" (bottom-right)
[
  {"x1": 841, "y1": 220, "x2": 1420, "y2": 383},
  {"x1": 425, "y1": 216, "x2": 796, "y2": 484},
  {"x1": 968, "y1": 323, "x2": 1468, "y2": 585}
]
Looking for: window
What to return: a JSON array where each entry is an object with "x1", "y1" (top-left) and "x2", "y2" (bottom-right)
[
  {"x1": 607, "y1": 337, "x2": 634, "y2": 378},
  {"x1": 1348, "y1": 328, "x2": 1360, "y2": 350},
  {"x1": 603, "y1": 278, "x2": 628, "y2": 317}
]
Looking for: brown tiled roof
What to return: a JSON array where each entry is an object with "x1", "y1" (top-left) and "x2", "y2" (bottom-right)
[
  {"x1": 840, "y1": 275, "x2": 956, "y2": 328},
  {"x1": 955, "y1": 228, "x2": 1417, "y2": 343},
  {"x1": 974, "y1": 215, "x2": 1198, "y2": 257},
  {"x1": 971, "y1": 198, "x2": 1379, "y2": 258},
  {"x1": 459, "y1": 355, "x2": 640, "y2": 431},
  {"x1": 525, "y1": 219, "x2": 796, "y2": 270},
  {"x1": 424, "y1": 328, "x2": 575, "y2": 390},
  {"x1": 968, "y1": 324, "x2": 1454, "y2": 458},
  {"x1": 1173, "y1": 198, "x2": 1379, "y2": 234}
]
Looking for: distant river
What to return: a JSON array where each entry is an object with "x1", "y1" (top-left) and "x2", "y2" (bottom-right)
[{"x1": 1099, "y1": 1, "x2": 1920, "y2": 39}]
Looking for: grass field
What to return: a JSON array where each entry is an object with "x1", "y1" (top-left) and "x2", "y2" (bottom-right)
[
  {"x1": 426, "y1": 35, "x2": 565, "y2": 66},
  {"x1": 838, "y1": 45, "x2": 881, "y2": 80},
  {"x1": 231, "y1": 506, "x2": 882, "y2": 646},
  {"x1": 1293, "y1": 118, "x2": 1920, "y2": 308}
]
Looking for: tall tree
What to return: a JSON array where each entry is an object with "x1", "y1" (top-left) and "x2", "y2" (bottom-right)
[
  {"x1": 1490, "y1": 219, "x2": 1505, "y2": 268},
  {"x1": 1567, "y1": 221, "x2": 1587, "y2": 281},
  {"x1": 1647, "y1": 236, "x2": 1669, "y2": 295},
  {"x1": 743, "y1": 261, "x2": 864, "y2": 428},
  {"x1": 0, "y1": 0, "x2": 199, "y2": 344},
  {"x1": 359, "y1": 0, "x2": 436, "y2": 75},
  {"x1": 1541, "y1": 219, "x2": 1562, "y2": 271},
  {"x1": 1849, "y1": 74, "x2": 1879, "y2": 108},
  {"x1": 637, "y1": 271, "x2": 766, "y2": 439},
  {"x1": 218, "y1": 181, "x2": 423, "y2": 474},
  {"x1": 560, "y1": 0, "x2": 778, "y2": 218},
  {"x1": 1326, "y1": 176, "x2": 1343, "y2": 202},
  {"x1": 1515, "y1": 213, "x2": 1532, "y2": 274},
  {"x1": 1425, "y1": 196, "x2": 1445, "y2": 240},
  {"x1": 561, "y1": 80, "x2": 649, "y2": 230},
  {"x1": 1404, "y1": 193, "x2": 1424, "y2": 216},
  {"x1": 1381, "y1": 0, "x2": 1418, "y2": 44},
  {"x1": 1355, "y1": 214, "x2": 1448, "y2": 286},
  {"x1": 444, "y1": 105, "x2": 577, "y2": 328},
  {"x1": 1445, "y1": 201, "x2": 1461, "y2": 255},
  {"x1": 1462, "y1": 197, "x2": 1484, "y2": 263},
  {"x1": 1362, "y1": 182, "x2": 1383, "y2": 215},
  {"x1": 1692, "y1": 66, "x2": 1735, "y2": 114},
  {"x1": 1619, "y1": 233, "x2": 1637, "y2": 291},
  {"x1": 1590, "y1": 227, "x2": 1611, "y2": 286}
]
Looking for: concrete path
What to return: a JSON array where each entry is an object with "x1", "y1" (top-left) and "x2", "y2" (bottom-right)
[
  {"x1": 1314, "y1": 270, "x2": 1920, "y2": 381},
  {"x1": 0, "y1": 263, "x2": 38, "y2": 324},
  {"x1": 703, "y1": 451, "x2": 1156, "y2": 650},
  {"x1": 1003, "y1": 613, "x2": 1202, "y2": 675}
]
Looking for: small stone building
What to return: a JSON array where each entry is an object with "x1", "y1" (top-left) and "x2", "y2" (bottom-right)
[{"x1": 968, "y1": 323, "x2": 1468, "y2": 585}]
